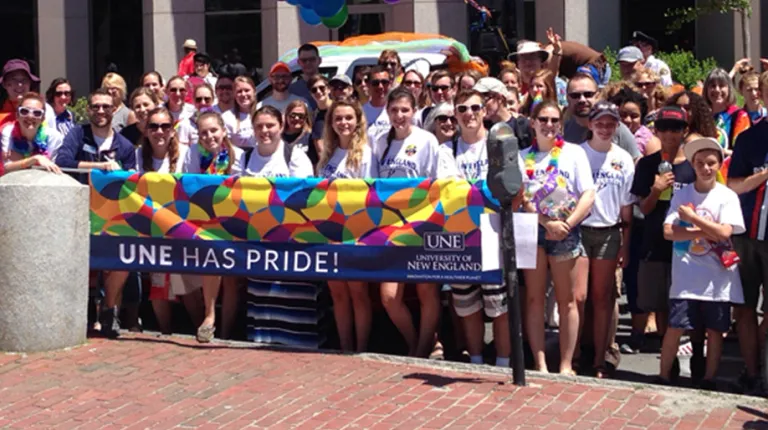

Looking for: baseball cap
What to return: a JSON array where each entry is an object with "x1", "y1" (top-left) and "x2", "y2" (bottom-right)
[
  {"x1": 683, "y1": 137, "x2": 723, "y2": 163},
  {"x1": 330, "y1": 74, "x2": 352, "y2": 86},
  {"x1": 473, "y1": 77, "x2": 511, "y2": 99},
  {"x1": 0, "y1": 59, "x2": 39, "y2": 84},
  {"x1": 617, "y1": 46, "x2": 644, "y2": 63},
  {"x1": 193, "y1": 52, "x2": 211, "y2": 64},
  {"x1": 654, "y1": 105, "x2": 689, "y2": 128},
  {"x1": 183, "y1": 39, "x2": 197, "y2": 50},
  {"x1": 269, "y1": 62, "x2": 291, "y2": 76},
  {"x1": 588, "y1": 101, "x2": 620, "y2": 121}
]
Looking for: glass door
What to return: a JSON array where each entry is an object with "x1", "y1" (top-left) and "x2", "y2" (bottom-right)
[{"x1": 90, "y1": 0, "x2": 144, "y2": 90}]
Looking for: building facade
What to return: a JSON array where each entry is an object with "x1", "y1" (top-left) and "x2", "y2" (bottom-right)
[{"x1": 1, "y1": 0, "x2": 764, "y2": 97}]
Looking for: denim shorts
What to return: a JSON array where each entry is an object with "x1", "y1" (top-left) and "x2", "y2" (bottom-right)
[
  {"x1": 669, "y1": 299, "x2": 731, "y2": 332},
  {"x1": 537, "y1": 225, "x2": 584, "y2": 262}
]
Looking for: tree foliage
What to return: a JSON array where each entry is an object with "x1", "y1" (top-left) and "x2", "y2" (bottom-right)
[{"x1": 665, "y1": 0, "x2": 751, "y2": 32}]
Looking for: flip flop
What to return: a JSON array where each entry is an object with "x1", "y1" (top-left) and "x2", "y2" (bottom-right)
[{"x1": 196, "y1": 324, "x2": 215, "y2": 343}]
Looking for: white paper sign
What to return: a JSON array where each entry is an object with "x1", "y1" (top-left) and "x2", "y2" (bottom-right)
[{"x1": 480, "y1": 212, "x2": 538, "y2": 270}]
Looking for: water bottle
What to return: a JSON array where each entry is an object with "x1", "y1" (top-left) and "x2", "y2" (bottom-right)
[{"x1": 657, "y1": 159, "x2": 673, "y2": 201}]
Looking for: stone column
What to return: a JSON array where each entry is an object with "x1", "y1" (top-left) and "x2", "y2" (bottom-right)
[
  {"x1": 535, "y1": 0, "x2": 620, "y2": 50},
  {"x1": 143, "y1": 0, "x2": 206, "y2": 80},
  {"x1": 0, "y1": 170, "x2": 90, "y2": 353},
  {"x1": 391, "y1": 0, "x2": 469, "y2": 46},
  {"x1": 37, "y1": 0, "x2": 91, "y2": 96}
]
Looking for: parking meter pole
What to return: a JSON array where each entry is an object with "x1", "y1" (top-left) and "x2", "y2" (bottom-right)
[{"x1": 502, "y1": 207, "x2": 526, "y2": 386}]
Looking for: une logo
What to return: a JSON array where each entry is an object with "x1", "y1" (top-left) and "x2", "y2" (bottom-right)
[{"x1": 424, "y1": 232, "x2": 465, "y2": 251}]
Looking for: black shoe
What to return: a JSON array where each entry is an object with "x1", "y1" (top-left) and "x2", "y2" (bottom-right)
[
  {"x1": 690, "y1": 350, "x2": 706, "y2": 385},
  {"x1": 99, "y1": 306, "x2": 121, "y2": 339},
  {"x1": 700, "y1": 379, "x2": 717, "y2": 391},
  {"x1": 670, "y1": 357, "x2": 680, "y2": 383},
  {"x1": 653, "y1": 376, "x2": 673, "y2": 386}
]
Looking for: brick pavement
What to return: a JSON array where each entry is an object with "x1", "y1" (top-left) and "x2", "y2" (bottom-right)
[{"x1": 0, "y1": 333, "x2": 766, "y2": 429}]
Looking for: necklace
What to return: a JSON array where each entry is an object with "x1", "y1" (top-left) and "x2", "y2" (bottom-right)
[
  {"x1": 525, "y1": 135, "x2": 564, "y2": 179},
  {"x1": 199, "y1": 146, "x2": 229, "y2": 174},
  {"x1": 10, "y1": 122, "x2": 48, "y2": 158}
]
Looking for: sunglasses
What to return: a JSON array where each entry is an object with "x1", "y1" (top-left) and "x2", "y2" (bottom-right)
[
  {"x1": 431, "y1": 84, "x2": 452, "y2": 93},
  {"x1": 403, "y1": 80, "x2": 422, "y2": 87},
  {"x1": 568, "y1": 91, "x2": 596, "y2": 100},
  {"x1": 195, "y1": 96, "x2": 213, "y2": 103},
  {"x1": 354, "y1": 77, "x2": 368, "y2": 86},
  {"x1": 216, "y1": 84, "x2": 233, "y2": 91},
  {"x1": 436, "y1": 115, "x2": 457, "y2": 124},
  {"x1": 147, "y1": 122, "x2": 173, "y2": 132},
  {"x1": 330, "y1": 83, "x2": 349, "y2": 91},
  {"x1": 536, "y1": 116, "x2": 560, "y2": 125},
  {"x1": 382, "y1": 61, "x2": 398, "y2": 68},
  {"x1": 169, "y1": 87, "x2": 187, "y2": 94},
  {"x1": 456, "y1": 104, "x2": 483, "y2": 114},
  {"x1": 655, "y1": 124, "x2": 685, "y2": 133},
  {"x1": 55, "y1": 91, "x2": 72, "y2": 97},
  {"x1": 89, "y1": 103, "x2": 113, "y2": 112},
  {"x1": 18, "y1": 106, "x2": 45, "y2": 118},
  {"x1": 288, "y1": 112, "x2": 306, "y2": 121},
  {"x1": 311, "y1": 85, "x2": 328, "y2": 94},
  {"x1": 369, "y1": 79, "x2": 391, "y2": 87},
  {"x1": 636, "y1": 81, "x2": 656, "y2": 88}
]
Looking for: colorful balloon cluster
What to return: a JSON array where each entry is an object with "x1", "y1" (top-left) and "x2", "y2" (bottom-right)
[{"x1": 284, "y1": 0, "x2": 359, "y2": 29}]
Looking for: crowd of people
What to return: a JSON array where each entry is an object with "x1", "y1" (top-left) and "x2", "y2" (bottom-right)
[{"x1": 0, "y1": 28, "x2": 766, "y2": 395}]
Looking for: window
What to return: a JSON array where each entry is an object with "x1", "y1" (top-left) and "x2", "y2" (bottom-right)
[
  {"x1": 205, "y1": 0, "x2": 262, "y2": 73},
  {"x1": 0, "y1": 1, "x2": 37, "y2": 98},
  {"x1": 90, "y1": 0, "x2": 144, "y2": 90}
]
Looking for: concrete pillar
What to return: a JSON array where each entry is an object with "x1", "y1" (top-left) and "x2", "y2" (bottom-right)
[
  {"x1": 0, "y1": 170, "x2": 89, "y2": 353},
  {"x1": 143, "y1": 0, "x2": 206, "y2": 80},
  {"x1": 696, "y1": 0, "x2": 761, "y2": 68},
  {"x1": 392, "y1": 0, "x2": 468, "y2": 46},
  {"x1": 37, "y1": 0, "x2": 91, "y2": 97},
  {"x1": 261, "y1": 0, "x2": 327, "y2": 68},
  {"x1": 535, "y1": 0, "x2": 619, "y2": 50}
]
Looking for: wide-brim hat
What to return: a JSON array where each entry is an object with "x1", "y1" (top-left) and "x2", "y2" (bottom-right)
[
  {"x1": 508, "y1": 41, "x2": 549, "y2": 62},
  {"x1": 0, "y1": 59, "x2": 39, "y2": 84}
]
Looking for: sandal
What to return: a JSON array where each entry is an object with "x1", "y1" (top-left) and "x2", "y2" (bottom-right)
[
  {"x1": 594, "y1": 365, "x2": 609, "y2": 379},
  {"x1": 429, "y1": 342, "x2": 445, "y2": 360},
  {"x1": 196, "y1": 324, "x2": 215, "y2": 343}
]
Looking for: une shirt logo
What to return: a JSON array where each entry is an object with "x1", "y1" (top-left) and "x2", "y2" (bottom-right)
[{"x1": 424, "y1": 232, "x2": 465, "y2": 251}]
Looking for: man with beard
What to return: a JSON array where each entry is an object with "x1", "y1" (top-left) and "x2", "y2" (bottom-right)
[
  {"x1": 213, "y1": 75, "x2": 235, "y2": 114},
  {"x1": 257, "y1": 62, "x2": 308, "y2": 114},
  {"x1": 289, "y1": 44, "x2": 322, "y2": 110},
  {"x1": 563, "y1": 73, "x2": 641, "y2": 160},
  {"x1": 0, "y1": 59, "x2": 38, "y2": 128},
  {"x1": 56, "y1": 88, "x2": 136, "y2": 339}
]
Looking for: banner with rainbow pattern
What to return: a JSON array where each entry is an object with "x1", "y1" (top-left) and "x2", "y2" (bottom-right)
[{"x1": 89, "y1": 171, "x2": 503, "y2": 283}]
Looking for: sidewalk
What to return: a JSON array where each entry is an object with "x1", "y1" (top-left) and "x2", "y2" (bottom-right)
[{"x1": 0, "y1": 334, "x2": 766, "y2": 430}]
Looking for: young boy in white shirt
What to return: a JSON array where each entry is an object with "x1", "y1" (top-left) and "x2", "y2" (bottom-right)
[{"x1": 660, "y1": 137, "x2": 746, "y2": 389}]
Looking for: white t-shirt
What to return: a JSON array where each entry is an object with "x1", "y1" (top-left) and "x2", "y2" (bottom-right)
[
  {"x1": 93, "y1": 134, "x2": 114, "y2": 154},
  {"x1": 181, "y1": 143, "x2": 244, "y2": 175},
  {"x1": 242, "y1": 140, "x2": 314, "y2": 178},
  {"x1": 664, "y1": 183, "x2": 745, "y2": 303},
  {"x1": 170, "y1": 103, "x2": 196, "y2": 124},
  {"x1": 221, "y1": 110, "x2": 255, "y2": 148},
  {"x1": 518, "y1": 141, "x2": 595, "y2": 203},
  {"x1": 374, "y1": 127, "x2": 454, "y2": 178},
  {"x1": 177, "y1": 117, "x2": 199, "y2": 146},
  {"x1": 580, "y1": 142, "x2": 636, "y2": 227},
  {"x1": 256, "y1": 94, "x2": 308, "y2": 114},
  {"x1": 318, "y1": 145, "x2": 378, "y2": 179},
  {"x1": 452, "y1": 136, "x2": 489, "y2": 181},
  {"x1": 135, "y1": 144, "x2": 189, "y2": 173},
  {"x1": 363, "y1": 102, "x2": 390, "y2": 141},
  {"x1": 1, "y1": 124, "x2": 64, "y2": 162}
]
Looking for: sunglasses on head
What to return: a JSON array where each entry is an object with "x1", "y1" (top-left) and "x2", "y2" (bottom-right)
[
  {"x1": 369, "y1": 79, "x2": 391, "y2": 87},
  {"x1": 456, "y1": 104, "x2": 483, "y2": 114},
  {"x1": 436, "y1": 115, "x2": 457, "y2": 124},
  {"x1": 195, "y1": 96, "x2": 212, "y2": 103},
  {"x1": 311, "y1": 85, "x2": 328, "y2": 94},
  {"x1": 18, "y1": 106, "x2": 44, "y2": 119},
  {"x1": 55, "y1": 91, "x2": 72, "y2": 97},
  {"x1": 89, "y1": 103, "x2": 113, "y2": 112},
  {"x1": 568, "y1": 91, "x2": 596, "y2": 100},
  {"x1": 147, "y1": 122, "x2": 173, "y2": 132}
]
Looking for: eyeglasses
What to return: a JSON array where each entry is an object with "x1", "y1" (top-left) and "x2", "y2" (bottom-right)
[
  {"x1": 636, "y1": 81, "x2": 656, "y2": 88},
  {"x1": 310, "y1": 85, "x2": 328, "y2": 94},
  {"x1": 369, "y1": 79, "x2": 391, "y2": 87},
  {"x1": 382, "y1": 61, "x2": 398, "y2": 68},
  {"x1": 18, "y1": 106, "x2": 44, "y2": 118},
  {"x1": 55, "y1": 91, "x2": 72, "y2": 97},
  {"x1": 89, "y1": 103, "x2": 113, "y2": 112},
  {"x1": 568, "y1": 91, "x2": 596, "y2": 100},
  {"x1": 655, "y1": 124, "x2": 685, "y2": 133},
  {"x1": 169, "y1": 87, "x2": 187, "y2": 94},
  {"x1": 431, "y1": 84, "x2": 452, "y2": 93},
  {"x1": 288, "y1": 112, "x2": 306, "y2": 121},
  {"x1": 147, "y1": 122, "x2": 173, "y2": 132},
  {"x1": 536, "y1": 116, "x2": 560, "y2": 125},
  {"x1": 436, "y1": 115, "x2": 457, "y2": 124},
  {"x1": 216, "y1": 84, "x2": 233, "y2": 91},
  {"x1": 330, "y1": 83, "x2": 349, "y2": 91},
  {"x1": 456, "y1": 104, "x2": 483, "y2": 114},
  {"x1": 403, "y1": 80, "x2": 422, "y2": 88},
  {"x1": 195, "y1": 96, "x2": 213, "y2": 103}
]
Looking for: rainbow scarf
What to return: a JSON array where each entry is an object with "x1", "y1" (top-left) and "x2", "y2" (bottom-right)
[
  {"x1": 525, "y1": 135, "x2": 565, "y2": 179},
  {"x1": 199, "y1": 146, "x2": 229, "y2": 174},
  {"x1": 10, "y1": 122, "x2": 48, "y2": 158}
]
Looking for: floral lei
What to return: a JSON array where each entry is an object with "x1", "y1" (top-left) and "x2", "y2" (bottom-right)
[
  {"x1": 199, "y1": 146, "x2": 229, "y2": 174},
  {"x1": 10, "y1": 122, "x2": 48, "y2": 158},
  {"x1": 525, "y1": 135, "x2": 565, "y2": 179}
]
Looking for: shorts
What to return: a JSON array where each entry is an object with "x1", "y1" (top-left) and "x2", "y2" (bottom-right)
[
  {"x1": 669, "y1": 299, "x2": 731, "y2": 332},
  {"x1": 149, "y1": 273, "x2": 203, "y2": 301},
  {"x1": 636, "y1": 260, "x2": 671, "y2": 312},
  {"x1": 732, "y1": 235, "x2": 768, "y2": 311},
  {"x1": 451, "y1": 284, "x2": 508, "y2": 318},
  {"x1": 537, "y1": 225, "x2": 584, "y2": 262},
  {"x1": 581, "y1": 225, "x2": 622, "y2": 260}
]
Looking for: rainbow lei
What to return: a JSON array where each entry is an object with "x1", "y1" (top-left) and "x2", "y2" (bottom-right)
[
  {"x1": 199, "y1": 146, "x2": 229, "y2": 174},
  {"x1": 525, "y1": 135, "x2": 564, "y2": 179},
  {"x1": 10, "y1": 122, "x2": 49, "y2": 158}
]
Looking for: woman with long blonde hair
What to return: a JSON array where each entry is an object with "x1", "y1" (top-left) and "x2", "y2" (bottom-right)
[
  {"x1": 102, "y1": 72, "x2": 137, "y2": 132},
  {"x1": 317, "y1": 100, "x2": 377, "y2": 352},
  {"x1": 222, "y1": 76, "x2": 258, "y2": 148}
]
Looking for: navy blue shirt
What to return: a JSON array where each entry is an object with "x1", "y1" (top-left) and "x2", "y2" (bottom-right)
[
  {"x1": 56, "y1": 124, "x2": 137, "y2": 184},
  {"x1": 631, "y1": 151, "x2": 696, "y2": 261},
  {"x1": 728, "y1": 120, "x2": 768, "y2": 241}
]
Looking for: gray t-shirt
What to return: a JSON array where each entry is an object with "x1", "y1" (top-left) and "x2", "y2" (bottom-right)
[{"x1": 563, "y1": 119, "x2": 641, "y2": 160}]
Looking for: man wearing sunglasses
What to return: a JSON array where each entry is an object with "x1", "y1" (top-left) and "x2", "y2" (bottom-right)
[
  {"x1": 363, "y1": 66, "x2": 394, "y2": 140},
  {"x1": 257, "y1": 62, "x2": 307, "y2": 114},
  {"x1": 289, "y1": 44, "x2": 322, "y2": 110},
  {"x1": 563, "y1": 73, "x2": 641, "y2": 161},
  {"x1": 213, "y1": 75, "x2": 234, "y2": 114},
  {"x1": 473, "y1": 77, "x2": 532, "y2": 150},
  {"x1": 0, "y1": 59, "x2": 39, "y2": 129}
]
